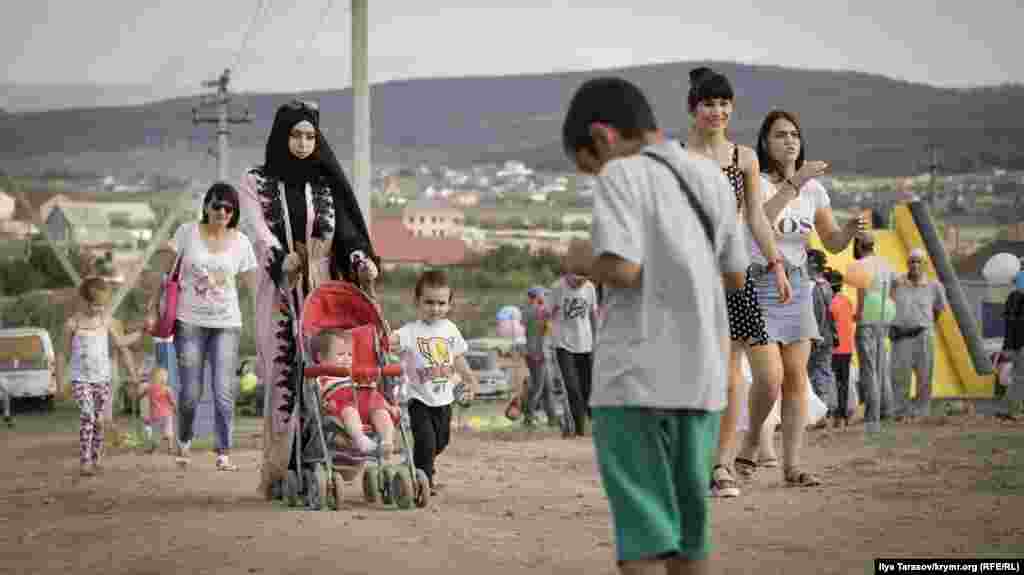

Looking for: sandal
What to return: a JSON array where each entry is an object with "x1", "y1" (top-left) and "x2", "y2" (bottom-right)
[
  {"x1": 216, "y1": 455, "x2": 239, "y2": 472},
  {"x1": 733, "y1": 457, "x2": 758, "y2": 479},
  {"x1": 784, "y1": 468, "x2": 822, "y2": 487},
  {"x1": 758, "y1": 457, "x2": 779, "y2": 469}
]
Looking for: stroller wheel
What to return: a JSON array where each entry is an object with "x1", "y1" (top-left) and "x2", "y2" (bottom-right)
[
  {"x1": 328, "y1": 472, "x2": 343, "y2": 510},
  {"x1": 285, "y1": 470, "x2": 301, "y2": 507},
  {"x1": 414, "y1": 469, "x2": 430, "y2": 508},
  {"x1": 380, "y1": 466, "x2": 396, "y2": 505},
  {"x1": 362, "y1": 464, "x2": 381, "y2": 504},
  {"x1": 302, "y1": 468, "x2": 317, "y2": 509},
  {"x1": 391, "y1": 467, "x2": 415, "y2": 510},
  {"x1": 307, "y1": 466, "x2": 328, "y2": 510}
]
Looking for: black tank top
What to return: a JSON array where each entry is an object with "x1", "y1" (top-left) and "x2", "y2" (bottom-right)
[{"x1": 680, "y1": 142, "x2": 744, "y2": 212}]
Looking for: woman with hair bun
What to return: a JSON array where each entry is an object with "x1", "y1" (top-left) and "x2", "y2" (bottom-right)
[{"x1": 683, "y1": 66, "x2": 796, "y2": 498}]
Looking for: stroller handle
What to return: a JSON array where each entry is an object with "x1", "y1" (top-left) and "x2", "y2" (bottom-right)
[{"x1": 304, "y1": 364, "x2": 403, "y2": 379}]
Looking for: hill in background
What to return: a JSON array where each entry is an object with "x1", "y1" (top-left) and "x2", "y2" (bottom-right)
[{"x1": 2, "y1": 61, "x2": 1022, "y2": 179}]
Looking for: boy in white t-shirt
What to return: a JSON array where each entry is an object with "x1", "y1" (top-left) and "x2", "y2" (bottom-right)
[
  {"x1": 563, "y1": 77, "x2": 748, "y2": 574},
  {"x1": 394, "y1": 270, "x2": 478, "y2": 496},
  {"x1": 549, "y1": 269, "x2": 598, "y2": 436}
]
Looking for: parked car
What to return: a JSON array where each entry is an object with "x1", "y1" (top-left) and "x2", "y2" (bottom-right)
[
  {"x1": 463, "y1": 348, "x2": 511, "y2": 399},
  {"x1": 0, "y1": 328, "x2": 57, "y2": 411}
]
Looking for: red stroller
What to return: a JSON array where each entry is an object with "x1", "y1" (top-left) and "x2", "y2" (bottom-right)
[{"x1": 281, "y1": 279, "x2": 431, "y2": 510}]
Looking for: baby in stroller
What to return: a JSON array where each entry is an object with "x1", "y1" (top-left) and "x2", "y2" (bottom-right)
[
  {"x1": 312, "y1": 327, "x2": 399, "y2": 457},
  {"x1": 299, "y1": 275, "x2": 431, "y2": 509}
]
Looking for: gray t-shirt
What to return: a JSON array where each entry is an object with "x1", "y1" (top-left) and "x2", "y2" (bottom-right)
[
  {"x1": 892, "y1": 279, "x2": 947, "y2": 329},
  {"x1": 550, "y1": 277, "x2": 597, "y2": 354},
  {"x1": 590, "y1": 140, "x2": 749, "y2": 412}
]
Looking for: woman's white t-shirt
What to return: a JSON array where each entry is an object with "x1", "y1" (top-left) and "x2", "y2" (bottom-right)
[
  {"x1": 397, "y1": 319, "x2": 468, "y2": 408},
  {"x1": 171, "y1": 222, "x2": 258, "y2": 329},
  {"x1": 750, "y1": 176, "x2": 831, "y2": 268}
]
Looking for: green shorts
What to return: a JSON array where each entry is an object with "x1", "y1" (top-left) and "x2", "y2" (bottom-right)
[{"x1": 591, "y1": 407, "x2": 719, "y2": 563}]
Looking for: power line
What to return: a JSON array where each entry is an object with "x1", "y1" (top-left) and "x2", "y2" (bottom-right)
[
  {"x1": 298, "y1": 0, "x2": 337, "y2": 68},
  {"x1": 231, "y1": 0, "x2": 271, "y2": 84}
]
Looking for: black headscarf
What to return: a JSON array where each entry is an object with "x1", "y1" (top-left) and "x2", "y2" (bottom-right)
[{"x1": 264, "y1": 101, "x2": 377, "y2": 281}]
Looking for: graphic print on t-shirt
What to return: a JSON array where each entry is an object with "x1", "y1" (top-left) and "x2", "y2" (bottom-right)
[
  {"x1": 188, "y1": 261, "x2": 232, "y2": 316},
  {"x1": 415, "y1": 336, "x2": 455, "y2": 397},
  {"x1": 562, "y1": 296, "x2": 589, "y2": 321},
  {"x1": 776, "y1": 213, "x2": 815, "y2": 238}
]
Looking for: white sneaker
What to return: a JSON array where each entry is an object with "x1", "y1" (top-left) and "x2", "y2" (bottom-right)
[
  {"x1": 709, "y1": 465, "x2": 741, "y2": 498},
  {"x1": 176, "y1": 441, "x2": 191, "y2": 467},
  {"x1": 216, "y1": 454, "x2": 238, "y2": 471},
  {"x1": 353, "y1": 434, "x2": 378, "y2": 455}
]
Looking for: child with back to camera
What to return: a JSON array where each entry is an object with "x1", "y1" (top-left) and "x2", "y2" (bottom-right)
[{"x1": 315, "y1": 328, "x2": 398, "y2": 457}]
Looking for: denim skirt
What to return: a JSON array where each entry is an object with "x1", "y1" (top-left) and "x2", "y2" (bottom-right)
[{"x1": 752, "y1": 266, "x2": 821, "y2": 345}]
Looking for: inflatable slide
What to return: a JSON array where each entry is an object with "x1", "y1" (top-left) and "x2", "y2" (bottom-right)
[{"x1": 808, "y1": 202, "x2": 995, "y2": 398}]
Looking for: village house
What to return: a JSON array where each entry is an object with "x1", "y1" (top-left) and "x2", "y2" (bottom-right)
[
  {"x1": 402, "y1": 198, "x2": 465, "y2": 239},
  {"x1": 371, "y1": 216, "x2": 467, "y2": 270}
]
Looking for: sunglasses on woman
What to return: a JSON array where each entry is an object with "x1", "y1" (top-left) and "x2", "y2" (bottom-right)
[
  {"x1": 285, "y1": 99, "x2": 320, "y2": 124},
  {"x1": 209, "y1": 201, "x2": 235, "y2": 213},
  {"x1": 286, "y1": 99, "x2": 319, "y2": 112}
]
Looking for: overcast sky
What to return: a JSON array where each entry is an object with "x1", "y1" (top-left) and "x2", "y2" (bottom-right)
[{"x1": 3, "y1": 0, "x2": 1021, "y2": 94}]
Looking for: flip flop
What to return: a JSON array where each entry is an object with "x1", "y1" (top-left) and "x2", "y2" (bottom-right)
[
  {"x1": 784, "y1": 468, "x2": 822, "y2": 487},
  {"x1": 734, "y1": 457, "x2": 759, "y2": 479}
]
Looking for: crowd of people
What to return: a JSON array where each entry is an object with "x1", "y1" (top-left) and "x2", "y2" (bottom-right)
[
  {"x1": 557, "y1": 70, "x2": 969, "y2": 574},
  {"x1": 37, "y1": 70, "x2": 1019, "y2": 575}
]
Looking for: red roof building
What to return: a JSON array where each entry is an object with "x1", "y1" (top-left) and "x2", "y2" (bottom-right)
[{"x1": 371, "y1": 216, "x2": 467, "y2": 269}]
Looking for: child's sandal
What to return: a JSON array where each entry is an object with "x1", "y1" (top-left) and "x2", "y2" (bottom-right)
[
  {"x1": 784, "y1": 468, "x2": 822, "y2": 487},
  {"x1": 733, "y1": 457, "x2": 759, "y2": 479}
]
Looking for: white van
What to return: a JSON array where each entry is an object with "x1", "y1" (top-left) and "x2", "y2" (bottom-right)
[{"x1": 0, "y1": 328, "x2": 58, "y2": 410}]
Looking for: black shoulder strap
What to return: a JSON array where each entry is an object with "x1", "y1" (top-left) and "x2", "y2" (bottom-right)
[{"x1": 641, "y1": 151, "x2": 716, "y2": 252}]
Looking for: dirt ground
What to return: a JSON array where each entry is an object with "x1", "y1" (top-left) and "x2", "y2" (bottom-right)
[{"x1": 1, "y1": 409, "x2": 1022, "y2": 575}]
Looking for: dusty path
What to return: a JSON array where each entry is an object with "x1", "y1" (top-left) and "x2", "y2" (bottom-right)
[{"x1": 1, "y1": 415, "x2": 1022, "y2": 575}]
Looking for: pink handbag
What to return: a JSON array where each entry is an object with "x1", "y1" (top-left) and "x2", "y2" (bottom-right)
[{"x1": 149, "y1": 255, "x2": 183, "y2": 338}]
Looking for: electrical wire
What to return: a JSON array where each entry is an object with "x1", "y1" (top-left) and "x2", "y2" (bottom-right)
[{"x1": 231, "y1": 0, "x2": 271, "y2": 84}]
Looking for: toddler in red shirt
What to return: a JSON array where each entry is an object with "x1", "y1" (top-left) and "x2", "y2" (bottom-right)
[{"x1": 314, "y1": 328, "x2": 398, "y2": 457}]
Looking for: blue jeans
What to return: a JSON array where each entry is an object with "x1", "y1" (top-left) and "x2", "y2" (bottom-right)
[{"x1": 174, "y1": 321, "x2": 241, "y2": 453}]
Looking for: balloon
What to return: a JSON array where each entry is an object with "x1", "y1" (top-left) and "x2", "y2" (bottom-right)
[
  {"x1": 845, "y1": 260, "x2": 874, "y2": 290},
  {"x1": 239, "y1": 373, "x2": 258, "y2": 394},
  {"x1": 982, "y1": 252, "x2": 1021, "y2": 285},
  {"x1": 496, "y1": 319, "x2": 521, "y2": 338},
  {"x1": 496, "y1": 305, "x2": 522, "y2": 322},
  {"x1": 862, "y1": 292, "x2": 897, "y2": 323}
]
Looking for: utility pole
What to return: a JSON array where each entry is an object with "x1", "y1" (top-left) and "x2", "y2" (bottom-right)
[
  {"x1": 926, "y1": 143, "x2": 941, "y2": 208},
  {"x1": 193, "y1": 69, "x2": 251, "y2": 183},
  {"x1": 352, "y1": 0, "x2": 372, "y2": 233}
]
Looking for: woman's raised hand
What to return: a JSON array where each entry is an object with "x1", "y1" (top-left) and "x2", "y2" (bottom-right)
[{"x1": 793, "y1": 161, "x2": 829, "y2": 190}]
